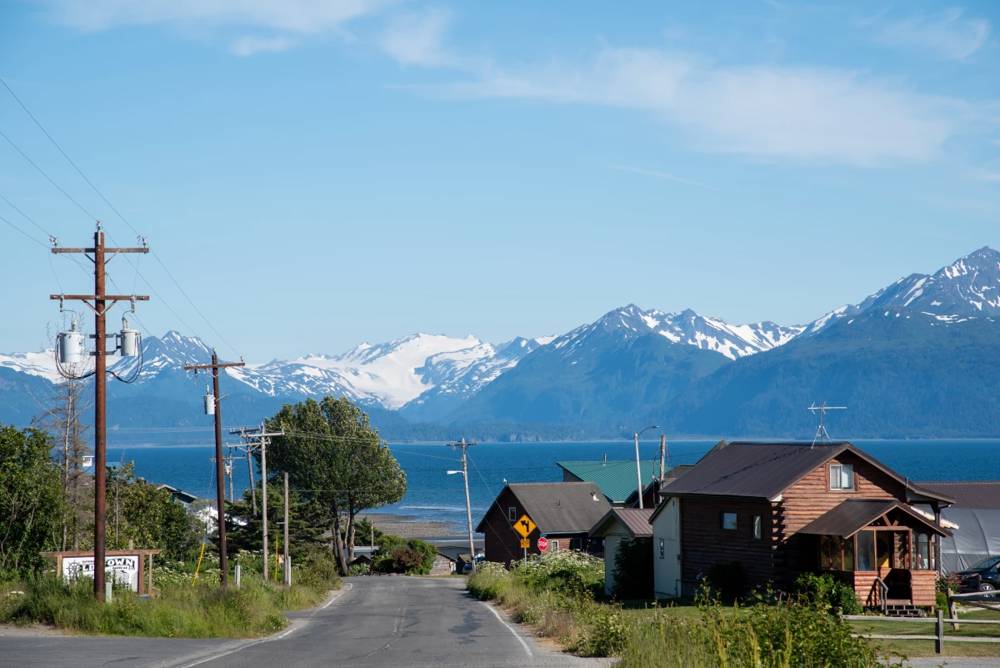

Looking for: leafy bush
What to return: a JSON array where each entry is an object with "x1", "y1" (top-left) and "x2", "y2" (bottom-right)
[
  {"x1": 371, "y1": 535, "x2": 436, "y2": 575},
  {"x1": 613, "y1": 538, "x2": 653, "y2": 601},
  {"x1": 795, "y1": 572, "x2": 861, "y2": 615},
  {"x1": 512, "y1": 551, "x2": 604, "y2": 600}
]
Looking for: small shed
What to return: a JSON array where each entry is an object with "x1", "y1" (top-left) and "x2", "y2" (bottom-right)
[{"x1": 589, "y1": 508, "x2": 653, "y2": 596}]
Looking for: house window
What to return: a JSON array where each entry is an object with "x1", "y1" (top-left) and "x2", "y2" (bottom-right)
[
  {"x1": 915, "y1": 533, "x2": 936, "y2": 570},
  {"x1": 549, "y1": 540, "x2": 560, "y2": 552},
  {"x1": 508, "y1": 506, "x2": 517, "y2": 522},
  {"x1": 721, "y1": 512, "x2": 737, "y2": 531},
  {"x1": 658, "y1": 538, "x2": 665, "y2": 559},
  {"x1": 753, "y1": 515, "x2": 763, "y2": 540},
  {"x1": 829, "y1": 463, "x2": 855, "y2": 490},
  {"x1": 856, "y1": 531, "x2": 876, "y2": 571},
  {"x1": 843, "y1": 536, "x2": 855, "y2": 572}
]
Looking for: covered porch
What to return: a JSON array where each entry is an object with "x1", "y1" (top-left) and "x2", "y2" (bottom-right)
[{"x1": 799, "y1": 499, "x2": 949, "y2": 611}]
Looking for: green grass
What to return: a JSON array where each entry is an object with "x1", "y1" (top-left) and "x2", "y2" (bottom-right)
[
  {"x1": 848, "y1": 608, "x2": 1000, "y2": 659},
  {"x1": 0, "y1": 565, "x2": 339, "y2": 638},
  {"x1": 469, "y1": 556, "x2": 881, "y2": 667}
]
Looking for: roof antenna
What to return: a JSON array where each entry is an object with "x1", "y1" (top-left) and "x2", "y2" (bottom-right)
[{"x1": 808, "y1": 402, "x2": 846, "y2": 448}]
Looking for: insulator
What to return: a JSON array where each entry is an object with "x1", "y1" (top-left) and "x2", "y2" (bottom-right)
[{"x1": 57, "y1": 324, "x2": 85, "y2": 366}]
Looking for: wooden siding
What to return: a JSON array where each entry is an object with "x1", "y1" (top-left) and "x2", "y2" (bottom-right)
[
  {"x1": 480, "y1": 487, "x2": 597, "y2": 565},
  {"x1": 773, "y1": 451, "x2": 901, "y2": 586},
  {"x1": 680, "y1": 497, "x2": 774, "y2": 594},
  {"x1": 911, "y1": 570, "x2": 937, "y2": 607},
  {"x1": 481, "y1": 487, "x2": 531, "y2": 565},
  {"x1": 852, "y1": 570, "x2": 937, "y2": 608}
]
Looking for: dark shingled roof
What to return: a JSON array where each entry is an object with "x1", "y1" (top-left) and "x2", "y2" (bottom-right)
[
  {"x1": 476, "y1": 482, "x2": 612, "y2": 535},
  {"x1": 661, "y1": 441, "x2": 953, "y2": 503},
  {"x1": 915, "y1": 482, "x2": 1000, "y2": 509},
  {"x1": 798, "y1": 499, "x2": 948, "y2": 537},
  {"x1": 589, "y1": 508, "x2": 654, "y2": 538}
]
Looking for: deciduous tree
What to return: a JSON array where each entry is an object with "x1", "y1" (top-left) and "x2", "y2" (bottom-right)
[{"x1": 265, "y1": 398, "x2": 406, "y2": 574}]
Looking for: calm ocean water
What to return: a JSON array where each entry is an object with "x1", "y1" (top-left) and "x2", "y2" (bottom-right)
[{"x1": 105, "y1": 439, "x2": 1000, "y2": 534}]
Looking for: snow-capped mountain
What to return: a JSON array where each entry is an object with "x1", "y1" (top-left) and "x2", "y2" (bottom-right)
[
  {"x1": 0, "y1": 349, "x2": 61, "y2": 383},
  {"x1": 803, "y1": 246, "x2": 1000, "y2": 334},
  {"x1": 552, "y1": 304, "x2": 802, "y2": 361},
  {"x1": 230, "y1": 333, "x2": 548, "y2": 410}
]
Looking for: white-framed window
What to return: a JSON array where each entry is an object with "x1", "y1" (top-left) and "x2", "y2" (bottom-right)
[
  {"x1": 549, "y1": 540, "x2": 560, "y2": 552},
  {"x1": 721, "y1": 512, "x2": 737, "y2": 531},
  {"x1": 658, "y1": 537, "x2": 665, "y2": 559},
  {"x1": 508, "y1": 506, "x2": 517, "y2": 522},
  {"x1": 753, "y1": 514, "x2": 763, "y2": 540},
  {"x1": 829, "y1": 463, "x2": 855, "y2": 491}
]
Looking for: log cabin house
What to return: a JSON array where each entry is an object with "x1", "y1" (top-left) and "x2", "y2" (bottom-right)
[{"x1": 650, "y1": 441, "x2": 953, "y2": 612}]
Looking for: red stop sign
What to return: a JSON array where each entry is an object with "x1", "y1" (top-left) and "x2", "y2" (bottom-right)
[{"x1": 537, "y1": 536, "x2": 549, "y2": 552}]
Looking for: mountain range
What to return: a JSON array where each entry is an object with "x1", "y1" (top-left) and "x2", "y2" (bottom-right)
[{"x1": 3, "y1": 246, "x2": 999, "y2": 440}]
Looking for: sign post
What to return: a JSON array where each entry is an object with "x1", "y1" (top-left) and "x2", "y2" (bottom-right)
[
  {"x1": 513, "y1": 514, "x2": 537, "y2": 563},
  {"x1": 44, "y1": 549, "x2": 161, "y2": 595}
]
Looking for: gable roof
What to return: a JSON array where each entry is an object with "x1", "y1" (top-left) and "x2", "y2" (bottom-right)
[
  {"x1": 589, "y1": 508, "x2": 654, "y2": 538},
  {"x1": 798, "y1": 499, "x2": 949, "y2": 538},
  {"x1": 475, "y1": 482, "x2": 611, "y2": 535},
  {"x1": 557, "y1": 460, "x2": 660, "y2": 503},
  {"x1": 660, "y1": 441, "x2": 953, "y2": 504}
]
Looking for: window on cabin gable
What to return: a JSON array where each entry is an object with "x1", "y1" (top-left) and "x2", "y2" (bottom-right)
[
  {"x1": 658, "y1": 538, "x2": 665, "y2": 559},
  {"x1": 829, "y1": 463, "x2": 855, "y2": 491},
  {"x1": 507, "y1": 506, "x2": 517, "y2": 522}
]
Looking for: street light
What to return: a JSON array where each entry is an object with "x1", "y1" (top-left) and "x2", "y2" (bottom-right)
[
  {"x1": 447, "y1": 438, "x2": 477, "y2": 574},
  {"x1": 633, "y1": 424, "x2": 659, "y2": 509}
]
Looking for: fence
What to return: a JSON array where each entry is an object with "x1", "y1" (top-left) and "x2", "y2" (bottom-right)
[{"x1": 845, "y1": 601, "x2": 1000, "y2": 655}]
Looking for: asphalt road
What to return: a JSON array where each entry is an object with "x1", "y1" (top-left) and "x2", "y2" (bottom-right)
[{"x1": 0, "y1": 577, "x2": 608, "y2": 668}]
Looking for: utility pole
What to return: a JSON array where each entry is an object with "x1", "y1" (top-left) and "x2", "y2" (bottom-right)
[
  {"x1": 233, "y1": 423, "x2": 283, "y2": 581},
  {"x1": 50, "y1": 224, "x2": 149, "y2": 601},
  {"x1": 283, "y1": 471, "x2": 290, "y2": 587},
  {"x1": 184, "y1": 351, "x2": 244, "y2": 587},
  {"x1": 632, "y1": 425, "x2": 658, "y2": 510},
  {"x1": 448, "y1": 438, "x2": 476, "y2": 574}
]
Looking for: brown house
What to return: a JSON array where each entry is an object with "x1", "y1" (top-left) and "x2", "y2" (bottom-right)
[
  {"x1": 651, "y1": 441, "x2": 953, "y2": 611},
  {"x1": 476, "y1": 482, "x2": 611, "y2": 565}
]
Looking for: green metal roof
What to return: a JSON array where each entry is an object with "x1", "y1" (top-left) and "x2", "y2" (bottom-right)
[{"x1": 557, "y1": 460, "x2": 661, "y2": 504}]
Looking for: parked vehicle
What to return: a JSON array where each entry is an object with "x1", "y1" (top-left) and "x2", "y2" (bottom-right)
[{"x1": 957, "y1": 556, "x2": 1000, "y2": 592}]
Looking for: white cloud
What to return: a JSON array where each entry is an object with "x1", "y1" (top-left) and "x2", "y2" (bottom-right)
[
  {"x1": 377, "y1": 8, "x2": 453, "y2": 67},
  {"x1": 874, "y1": 8, "x2": 990, "y2": 60},
  {"x1": 443, "y1": 48, "x2": 959, "y2": 166},
  {"x1": 230, "y1": 35, "x2": 297, "y2": 57}
]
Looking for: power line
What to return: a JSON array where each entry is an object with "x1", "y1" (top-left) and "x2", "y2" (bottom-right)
[
  {"x1": 1, "y1": 76, "x2": 242, "y2": 358},
  {"x1": 0, "y1": 190, "x2": 54, "y2": 242},
  {"x1": 0, "y1": 127, "x2": 98, "y2": 221},
  {"x1": 0, "y1": 210, "x2": 48, "y2": 248}
]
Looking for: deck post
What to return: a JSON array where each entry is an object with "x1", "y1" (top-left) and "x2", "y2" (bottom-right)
[{"x1": 936, "y1": 608, "x2": 944, "y2": 654}]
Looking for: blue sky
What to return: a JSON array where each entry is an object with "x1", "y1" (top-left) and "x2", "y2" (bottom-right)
[{"x1": 1, "y1": 1, "x2": 998, "y2": 360}]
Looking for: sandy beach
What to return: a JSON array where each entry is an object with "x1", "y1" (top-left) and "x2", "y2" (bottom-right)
[{"x1": 359, "y1": 512, "x2": 467, "y2": 541}]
